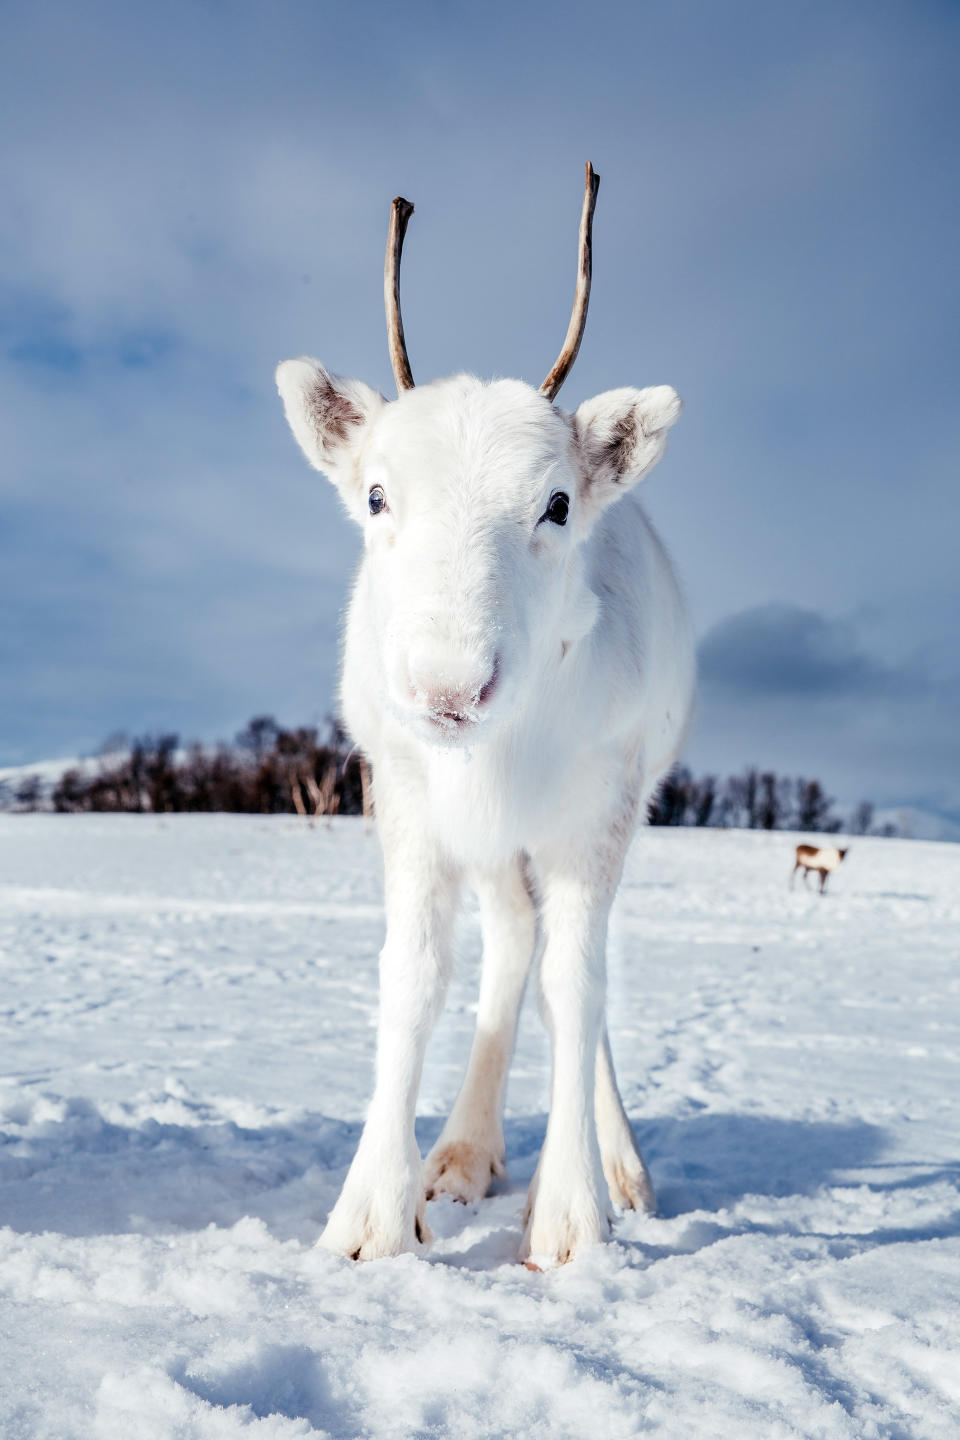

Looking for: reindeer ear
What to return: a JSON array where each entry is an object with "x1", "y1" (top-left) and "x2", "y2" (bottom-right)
[
  {"x1": 573, "y1": 385, "x2": 681, "y2": 506},
  {"x1": 276, "y1": 358, "x2": 385, "y2": 517}
]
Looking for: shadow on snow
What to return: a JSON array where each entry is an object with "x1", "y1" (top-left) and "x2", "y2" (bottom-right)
[{"x1": 2, "y1": 1100, "x2": 957, "y2": 1256}]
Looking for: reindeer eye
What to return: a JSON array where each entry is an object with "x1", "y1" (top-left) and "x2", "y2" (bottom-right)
[
  {"x1": 368, "y1": 485, "x2": 387, "y2": 516},
  {"x1": 541, "y1": 491, "x2": 569, "y2": 527}
]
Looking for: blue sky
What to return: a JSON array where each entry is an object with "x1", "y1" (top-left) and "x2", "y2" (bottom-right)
[{"x1": 2, "y1": 0, "x2": 958, "y2": 828}]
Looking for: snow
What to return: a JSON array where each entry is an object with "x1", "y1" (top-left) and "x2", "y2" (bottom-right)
[{"x1": 1, "y1": 815, "x2": 958, "y2": 1439}]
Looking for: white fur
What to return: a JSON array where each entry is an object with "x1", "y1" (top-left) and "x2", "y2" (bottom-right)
[
  {"x1": 276, "y1": 362, "x2": 695, "y2": 1266},
  {"x1": 796, "y1": 846, "x2": 846, "y2": 872}
]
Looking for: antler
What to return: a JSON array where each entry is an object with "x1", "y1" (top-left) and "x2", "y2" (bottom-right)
[
  {"x1": 539, "y1": 162, "x2": 600, "y2": 403},
  {"x1": 385, "y1": 195, "x2": 415, "y2": 393},
  {"x1": 385, "y1": 165, "x2": 598, "y2": 398}
]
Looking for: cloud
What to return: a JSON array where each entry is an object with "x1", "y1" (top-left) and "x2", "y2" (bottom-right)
[
  {"x1": 688, "y1": 604, "x2": 960, "y2": 829},
  {"x1": 697, "y1": 604, "x2": 912, "y2": 700},
  {"x1": 1, "y1": 292, "x2": 180, "y2": 376}
]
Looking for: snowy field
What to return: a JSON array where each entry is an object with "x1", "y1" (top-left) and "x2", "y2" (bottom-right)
[{"x1": 1, "y1": 815, "x2": 958, "y2": 1439}]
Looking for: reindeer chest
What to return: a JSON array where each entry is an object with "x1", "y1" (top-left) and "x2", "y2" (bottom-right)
[{"x1": 421, "y1": 725, "x2": 616, "y2": 867}]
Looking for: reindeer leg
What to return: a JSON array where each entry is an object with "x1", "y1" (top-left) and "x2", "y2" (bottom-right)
[
  {"x1": 521, "y1": 869, "x2": 612, "y2": 1267},
  {"x1": 521, "y1": 788, "x2": 640, "y2": 1267},
  {"x1": 595, "y1": 1025, "x2": 655, "y2": 1213},
  {"x1": 424, "y1": 857, "x2": 537, "y2": 1204},
  {"x1": 321, "y1": 792, "x2": 460, "y2": 1259}
]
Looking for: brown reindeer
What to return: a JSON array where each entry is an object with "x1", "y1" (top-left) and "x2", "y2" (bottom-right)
[{"x1": 791, "y1": 844, "x2": 849, "y2": 894}]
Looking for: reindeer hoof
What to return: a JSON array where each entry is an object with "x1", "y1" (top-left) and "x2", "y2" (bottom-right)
[
  {"x1": 603, "y1": 1152, "x2": 656, "y2": 1214},
  {"x1": 520, "y1": 1184, "x2": 611, "y2": 1269},
  {"x1": 423, "y1": 1139, "x2": 505, "y2": 1205}
]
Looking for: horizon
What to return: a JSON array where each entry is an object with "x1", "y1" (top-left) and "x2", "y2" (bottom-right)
[{"x1": 1, "y1": 722, "x2": 952, "y2": 842}]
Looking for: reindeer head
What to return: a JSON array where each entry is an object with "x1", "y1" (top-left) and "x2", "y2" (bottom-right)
[{"x1": 277, "y1": 166, "x2": 681, "y2": 747}]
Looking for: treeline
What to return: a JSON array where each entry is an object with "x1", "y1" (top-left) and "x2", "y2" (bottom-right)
[
  {"x1": 4, "y1": 722, "x2": 890, "y2": 834},
  {"x1": 647, "y1": 765, "x2": 890, "y2": 835},
  {"x1": 7, "y1": 718, "x2": 369, "y2": 818}
]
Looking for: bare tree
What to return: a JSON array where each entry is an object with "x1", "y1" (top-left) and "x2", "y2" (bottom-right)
[
  {"x1": 14, "y1": 774, "x2": 44, "y2": 811},
  {"x1": 757, "y1": 771, "x2": 785, "y2": 830},
  {"x1": 850, "y1": 800, "x2": 874, "y2": 836},
  {"x1": 795, "y1": 779, "x2": 841, "y2": 833}
]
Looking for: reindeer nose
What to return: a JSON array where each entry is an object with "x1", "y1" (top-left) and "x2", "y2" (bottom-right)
[{"x1": 408, "y1": 653, "x2": 500, "y2": 723}]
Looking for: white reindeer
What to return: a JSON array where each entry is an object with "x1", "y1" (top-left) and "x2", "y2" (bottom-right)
[{"x1": 276, "y1": 165, "x2": 695, "y2": 1267}]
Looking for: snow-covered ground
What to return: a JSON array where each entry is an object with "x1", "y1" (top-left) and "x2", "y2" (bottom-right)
[{"x1": 1, "y1": 816, "x2": 958, "y2": 1439}]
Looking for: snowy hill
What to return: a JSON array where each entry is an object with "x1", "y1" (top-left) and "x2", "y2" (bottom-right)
[
  {"x1": 870, "y1": 802, "x2": 960, "y2": 843},
  {"x1": 1, "y1": 815, "x2": 958, "y2": 1438},
  {"x1": 0, "y1": 755, "x2": 90, "y2": 792}
]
